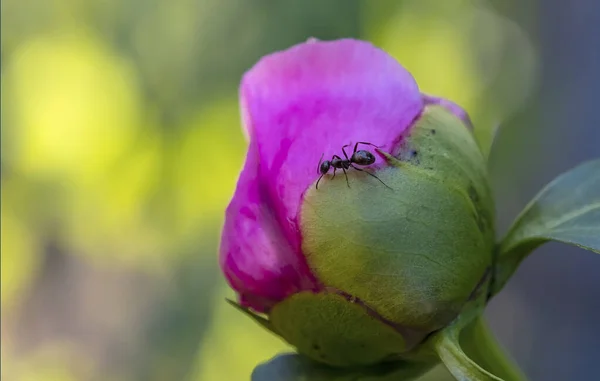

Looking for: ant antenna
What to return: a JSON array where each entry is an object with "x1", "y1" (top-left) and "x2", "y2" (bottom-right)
[
  {"x1": 317, "y1": 153, "x2": 324, "y2": 174},
  {"x1": 316, "y1": 174, "x2": 325, "y2": 189}
]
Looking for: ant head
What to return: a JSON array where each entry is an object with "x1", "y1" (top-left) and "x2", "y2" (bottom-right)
[
  {"x1": 352, "y1": 150, "x2": 376, "y2": 166},
  {"x1": 319, "y1": 160, "x2": 331, "y2": 174}
]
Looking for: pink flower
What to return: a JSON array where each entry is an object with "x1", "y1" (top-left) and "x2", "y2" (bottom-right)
[{"x1": 219, "y1": 38, "x2": 472, "y2": 314}]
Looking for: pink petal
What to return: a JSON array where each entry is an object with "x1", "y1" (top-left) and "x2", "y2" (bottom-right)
[
  {"x1": 220, "y1": 39, "x2": 423, "y2": 309},
  {"x1": 242, "y1": 38, "x2": 423, "y2": 238},
  {"x1": 220, "y1": 143, "x2": 318, "y2": 312}
]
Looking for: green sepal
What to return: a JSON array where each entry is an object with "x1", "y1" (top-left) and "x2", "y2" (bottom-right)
[
  {"x1": 268, "y1": 292, "x2": 409, "y2": 367},
  {"x1": 492, "y1": 158, "x2": 600, "y2": 296},
  {"x1": 301, "y1": 106, "x2": 495, "y2": 334},
  {"x1": 225, "y1": 299, "x2": 279, "y2": 335}
]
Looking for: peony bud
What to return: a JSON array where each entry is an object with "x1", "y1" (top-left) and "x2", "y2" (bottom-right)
[{"x1": 220, "y1": 38, "x2": 494, "y2": 367}]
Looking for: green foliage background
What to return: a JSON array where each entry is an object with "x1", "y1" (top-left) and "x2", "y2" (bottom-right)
[{"x1": 1, "y1": 0, "x2": 539, "y2": 379}]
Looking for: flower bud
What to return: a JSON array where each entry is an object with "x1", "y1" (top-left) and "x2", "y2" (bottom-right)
[{"x1": 220, "y1": 38, "x2": 494, "y2": 367}]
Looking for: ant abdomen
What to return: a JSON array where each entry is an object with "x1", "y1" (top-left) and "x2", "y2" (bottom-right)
[{"x1": 351, "y1": 150, "x2": 375, "y2": 166}]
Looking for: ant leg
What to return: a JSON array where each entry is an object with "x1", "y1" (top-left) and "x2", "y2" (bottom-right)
[
  {"x1": 350, "y1": 164, "x2": 392, "y2": 189},
  {"x1": 315, "y1": 174, "x2": 325, "y2": 189},
  {"x1": 341, "y1": 167, "x2": 350, "y2": 188},
  {"x1": 332, "y1": 168, "x2": 337, "y2": 180},
  {"x1": 341, "y1": 144, "x2": 351, "y2": 161},
  {"x1": 354, "y1": 141, "x2": 382, "y2": 153}
]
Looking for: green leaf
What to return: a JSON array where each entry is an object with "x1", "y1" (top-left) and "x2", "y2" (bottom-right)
[
  {"x1": 492, "y1": 159, "x2": 600, "y2": 295},
  {"x1": 433, "y1": 308, "x2": 527, "y2": 381},
  {"x1": 251, "y1": 353, "x2": 434, "y2": 381}
]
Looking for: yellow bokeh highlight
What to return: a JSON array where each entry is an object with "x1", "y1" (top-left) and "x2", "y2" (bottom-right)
[
  {"x1": 368, "y1": 0, "x2": 481, "y2": 115},
  {"x1": 2, "y1": 28, "x2": 172, "y2": 270},
  {"x1": 5, "y1": 30, "x2": 140, "y2": 182},
  {"x1": 172, "y1": 99, "x2": 247, "y2": 239},
  {"x1": 63, "y1": 127, "x2": 167, "y2": 269}
]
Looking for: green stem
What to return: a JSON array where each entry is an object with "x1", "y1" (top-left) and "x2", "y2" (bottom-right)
[
  {"x1": 460, "y1": 317, "x2": 527, "y2": 381},
  {"x1": 431, "y1": 297, "x2": 528, "y2": 381}
]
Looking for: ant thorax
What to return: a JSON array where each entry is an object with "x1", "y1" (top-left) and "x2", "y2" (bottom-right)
[{"x1": 330, "y1": 156, "x2": 345, "y2": 168}]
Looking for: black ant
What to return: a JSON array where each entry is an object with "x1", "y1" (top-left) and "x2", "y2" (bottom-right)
[{"x1": 315, "y1": 142, "x2": 391, "y2": 189}]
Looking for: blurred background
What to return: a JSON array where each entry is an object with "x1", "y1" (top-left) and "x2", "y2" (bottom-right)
[{"x1": 1, "y1": 0, "x2": 599, "y2": 380}]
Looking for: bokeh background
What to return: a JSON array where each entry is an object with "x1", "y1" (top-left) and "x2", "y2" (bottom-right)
[{"x1": 2, "y1": 0, "x2": 599, "y2": 380}]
